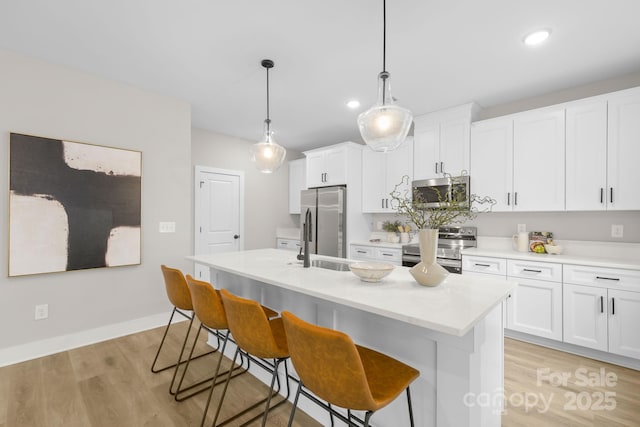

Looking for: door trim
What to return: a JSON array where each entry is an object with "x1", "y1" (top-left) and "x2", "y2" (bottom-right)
[{"x1": 194, "y1": 165, "x2": 245, "y2": 256}]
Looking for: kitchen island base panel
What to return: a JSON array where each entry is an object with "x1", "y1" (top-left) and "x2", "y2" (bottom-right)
[{"x1": 208, "y1": 269, "x2": 503, "y2": 427}]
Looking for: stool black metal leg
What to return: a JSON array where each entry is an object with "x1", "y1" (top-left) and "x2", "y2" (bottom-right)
[
  {"x1": 260, "y1": 358, "x2": 283, "y2": 427},
  {"x1": 199, "y1": 330, "x2": 231, "y2": 427},
  {"x1": 211, "y1": 347, "x2": 241, "y2": 427},
  {"x1": 363, "y1": 411, "x2": 373, "y2": 427},
  {"x1": 287, "y1": 381, "x2": 303, "y2": 427},
  {"x1": 169, "y1": 314, "x2": 196, "y2": 395},
  {"x1": 406, "y1": 386, "x2": 415, "y2": 427},
  {"x1": 150, "y1": 308, "x2": 179, "y2": 373}
]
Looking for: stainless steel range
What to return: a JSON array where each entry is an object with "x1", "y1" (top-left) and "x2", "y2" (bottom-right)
[{"x1": 402, "y1": 226, "x2": 477, "y2": 274}]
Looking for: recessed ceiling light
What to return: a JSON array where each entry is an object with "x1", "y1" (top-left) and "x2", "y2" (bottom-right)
[
  {"x1": 346, "y1": 99, "x2": 361, "y2": 109},
  {"x1": 523, "y1": 29, "x2": 550, "y2": 46}
]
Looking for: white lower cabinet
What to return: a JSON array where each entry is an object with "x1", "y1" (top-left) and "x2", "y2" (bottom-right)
[
  {"x1": 563, "y1": 284, "x2": 608, "y2": 351},
  {"x1": 505, "y1": 259, "x2": 563, "y2": 341},
  {"x1": 608, "y1": 289, "x2": 640, "y2": 359},
  {"x1": 349, "y1": 244, "x2": 402, "y2": 266},
  {"x1": 276, "y1": 238, "x2": 301, "y2": 252},
  {"x1": 507, "y1": 277, "x2": 563, "y2": 341},
  {"x1": 563, "y1": 264, "x2": 640, "y2": 359}
]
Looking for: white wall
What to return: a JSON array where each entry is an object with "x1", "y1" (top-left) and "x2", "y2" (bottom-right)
[
  {"x1": 191, "y1": 128, "x2": 301, "y2": 250},
  {"x1": 0, "y1": 49, "x2": 192, "y2": 359}
]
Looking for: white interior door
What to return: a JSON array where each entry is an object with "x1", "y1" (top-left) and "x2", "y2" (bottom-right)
[{"x1": 194, "y1": 166, "x2": 244, "y2": 281}]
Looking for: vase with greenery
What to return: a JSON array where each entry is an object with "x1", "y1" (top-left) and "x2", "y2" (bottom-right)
[{"x1": 389, "y1": 174, "x2": 495, "y2": 286}]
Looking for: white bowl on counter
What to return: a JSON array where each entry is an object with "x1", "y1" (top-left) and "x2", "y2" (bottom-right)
[
  {"x1": 349, "y1": 262, "x2": 395, "y2": 282},
  {"x1": 544, "y1": 244, "x2": 563, "y2": 255}
]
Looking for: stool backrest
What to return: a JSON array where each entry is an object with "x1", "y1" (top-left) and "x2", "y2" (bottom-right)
[
  {"x1": 160, "y1": 265, "x2": 193, "y2": 310},
  {"x1": 219, "y1": 289, "x2": 286, "y2": 359},
  {"x1": 185, "y1": 275, "x2": 228, "y2": 330},
  {"x1": 281, "y1": 311, "x2": 376, "y2": 411}
]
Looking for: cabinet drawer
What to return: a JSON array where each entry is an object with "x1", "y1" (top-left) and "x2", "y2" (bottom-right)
[
  {"x1": 277, "y1": 238, "x2": 301, "y2": 251},
  {"x1": 507, "y1": 259, "x2": 562, "y2": 282},
  {"x1": 563, "y1": 264, "x2": 640, "y2": 290},
  {"x1": 375, "y1": 248, "x2": 402, "y2": 263},
  {"x1": 462, "y1": 256, "x2": 507, "y2": 276},
  {"x1": 350, "y1": 245, "x2": 374, "y2": 260}
]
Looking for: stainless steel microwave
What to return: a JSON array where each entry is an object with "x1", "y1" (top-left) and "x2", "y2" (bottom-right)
[{"x1": 411, "y1": 175, "x2": 470, "y2": 209}]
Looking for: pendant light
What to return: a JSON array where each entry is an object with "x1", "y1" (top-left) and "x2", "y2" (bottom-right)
[
  {"x1": 357, "y1": 0, "x2": 413, "y2": 152},
  {"x1": 250, "y1": 59, "x2": 287, "y2": 173}
]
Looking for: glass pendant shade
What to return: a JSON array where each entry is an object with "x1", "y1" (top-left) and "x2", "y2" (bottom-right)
[
  {"x1": 250, "y1": 119, "x2": 286, "y2": 173},
  {"x1": 358, "y1": 71, "x2": 413, "y2": 152}
]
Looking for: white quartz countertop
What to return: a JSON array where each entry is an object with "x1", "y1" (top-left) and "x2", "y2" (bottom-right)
[
  {"x1": 350, "y1": 240, "x2": 404, "y2": 249},
  {"x1": 187, "y1": 248, "x2": 515, "y2": 337},
  {"x1": 463, "y1": 247, "x2": 640, "y2": 271}
]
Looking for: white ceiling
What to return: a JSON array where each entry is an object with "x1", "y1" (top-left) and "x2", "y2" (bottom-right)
[{"x1": 1, "y1": 0, "x2": 640, "y2": 152}]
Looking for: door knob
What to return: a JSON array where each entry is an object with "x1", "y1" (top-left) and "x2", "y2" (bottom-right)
[{"x1": 233, "y1": 234, "x2": 240, "y2": 239}]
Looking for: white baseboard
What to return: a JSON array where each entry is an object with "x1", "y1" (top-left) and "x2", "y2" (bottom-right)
[{"x1": 0, "y1": 311, "x2": 188, "y2": 368}]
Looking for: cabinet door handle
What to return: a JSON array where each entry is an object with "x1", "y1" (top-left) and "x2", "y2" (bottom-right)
[
  {"x1": 475, "y1": 263, "x2": 491, "y2": 267},
  {"x1": 596, "y1": 276, "x2": 620, "y2": 281},
  {"x1": 507, "y1": 192, "x2": 511, "y2": 206},
  {"x1": 440, "y1": 161, "x2": 444, "y2": 173},
  {"x1": 386, "y1": 199, "x2": 389, "y2": 209},
  {"x1": 381, "y1": 198, "x2": 384, "y2": 209},
  {"x1": 610, "y1": 187, "x2": 614, "y2": 204},
  {"x1": 435, "y1": 162, "x2": 439, "y2": 174},
  {"x1": 600, "y1": 296, "x2": 604, "y2": 313},
  {"x1": 611, "y1": 297, "x2": 615, "y2": 315},
  {"x1": 382, "y1": 253, "x2": 393, "y2": 257},
  {"x1": 523, "y1": 269, "x2": 542, "y2": 273},
  {"x1": 357, "y1": 250, "x2": 367, "y2": 254},
  {"x1": 600, "y1": 188, "x2": 604, "y2": 204},
  {"x1": 514, "y1": 192, "x2": 518, "y2": 206}
]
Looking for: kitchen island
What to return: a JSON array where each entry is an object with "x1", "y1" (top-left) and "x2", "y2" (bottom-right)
[{"x1": 188, "y1": 249, "x2": 516, "y2": 427}]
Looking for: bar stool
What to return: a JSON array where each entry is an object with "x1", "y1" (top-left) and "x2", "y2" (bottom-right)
[
  {"x1": 213, "y1": 289, "x2": 291, "y2": 427},
  {"x1": 151, "y1": 265, "x2": 216, "y2": 395},
  {"x1": 281, "y1": 311, "x2": 419, "y2": 427},
  {"x1": 179, "y1": 276, "x2": 277, "y2": 424}
]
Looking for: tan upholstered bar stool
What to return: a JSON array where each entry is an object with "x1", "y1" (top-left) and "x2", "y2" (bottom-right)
[
  {"x1": 282, "y1": 311, "x2": 419, "y2": 427},
  {"x1": 151, "y1": 265, "x2": 215, "y2": 395},
  {"x1": 181, "y1": 275, "x2": 277, "y2": 425},
  {"x1": 213, "y1": 289, "x2": 291, "y2": 427}
]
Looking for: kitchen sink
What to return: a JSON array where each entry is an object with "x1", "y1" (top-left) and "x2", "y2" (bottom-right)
[{"x1": 311, "y1": 259, "x2": 352, "y2": 272}]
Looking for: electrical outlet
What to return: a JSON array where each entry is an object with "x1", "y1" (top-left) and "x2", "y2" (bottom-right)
[
  {"x1": 611, "y1": 225, "x2": 624, "y2": 238},
  {"x1": 35, "y1": 304, "x2": 48, "y2": 320},
  {"x1": 159, "y1": 221, "x2": 176, "y2": 233},
  {"x1": 517, "y1": 224, "x2": 527, "y2": 233}
]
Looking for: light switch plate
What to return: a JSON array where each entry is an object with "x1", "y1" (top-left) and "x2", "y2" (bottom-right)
[
  {"x1": 611, "y1": 224, "x2": 624, "y2": 238},
  {"x1": 159, "y1": 221, "x2": 176, "y2": 233},
  {"x1": 35, "y1": 304, "x2": 48, "y2": 320}
]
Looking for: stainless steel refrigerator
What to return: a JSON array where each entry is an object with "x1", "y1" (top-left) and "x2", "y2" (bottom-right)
[{"x1": 300, "y1": 186, "x2": 346, "y2": 258}]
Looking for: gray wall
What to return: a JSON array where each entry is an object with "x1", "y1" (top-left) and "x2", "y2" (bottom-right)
[
  {"x1": 0, "y1": 49, "x2": 192, "y2": 350},
  {"x1": 191, "y1": 128, "x2": 301, "y2": 251}
]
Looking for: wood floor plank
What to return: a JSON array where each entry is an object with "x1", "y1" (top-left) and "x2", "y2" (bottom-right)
[
  {"x1": 503, "y1": 338, "x2": 640, "y2": 427},
  {"x1": 40, "y1": 351, "x2": 91, "y2": 427},
  {"x1": 0, "y1": 362, "x2": 9, "y2": 425},
  {"x1": 5, "y1": 359, "x2": 46, "y2": 427}
]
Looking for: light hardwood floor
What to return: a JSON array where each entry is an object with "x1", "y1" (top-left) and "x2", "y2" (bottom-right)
[{"x1": 1, "y1": 326, "x2": 639, "y2": 426}]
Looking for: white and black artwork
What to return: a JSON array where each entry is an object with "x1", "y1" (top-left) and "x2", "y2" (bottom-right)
[{"x1": 9, "y1": 133, "x2": 142, "y2": 276}]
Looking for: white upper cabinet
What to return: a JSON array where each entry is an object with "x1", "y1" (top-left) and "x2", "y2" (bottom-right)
[
  {"x1": 470, "y1": 107, "x2": 565, "y2": 212},
  {"x1": 565, "y1": 100, "x2": 608, "y2": 210},
  {"x1": 512, "y1": 108, "x2": 565, "y2": 211},
  {"x1": 288, "y1": 158, "x2": 306, "y2": 214},
  {"x1": 362, "y1": 137, "x2": 413, "y2": 213},
  {"x1": 607, "y1": 88, "x2": 640, "y2": 210},
  {"x1": 413, "y1": 103, "x2": 478, "y2": 180},
  {"x1": 470, "y1": 118, "x2": 513, "y2": 212},
  {"x1": 305, "y1": 144, "x2": 349, "y2": 187}
]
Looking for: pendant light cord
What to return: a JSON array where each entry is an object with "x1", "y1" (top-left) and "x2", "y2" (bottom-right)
[
  {"x1": 382, "y1": 0, "x2": 386, "y2": 73},
  {"x1": 265, "y1": 65, "x2": 270, "y2": 133}
]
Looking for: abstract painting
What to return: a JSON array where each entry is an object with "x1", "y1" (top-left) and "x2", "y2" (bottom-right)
[{"x1": 9, "y1": 133, "x2": 142, "y2": 276}]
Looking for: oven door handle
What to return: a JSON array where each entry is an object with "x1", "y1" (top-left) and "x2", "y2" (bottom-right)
[{"x1": 435, "y1": 258, "x2": 462, "y2": 268}]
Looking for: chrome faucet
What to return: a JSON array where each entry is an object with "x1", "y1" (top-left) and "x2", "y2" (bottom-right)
[{"x1": 297, "y1": 208, "x2": 313, "y2": 268}]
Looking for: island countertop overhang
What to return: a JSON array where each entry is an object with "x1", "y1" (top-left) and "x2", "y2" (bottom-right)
[{"x1": 187, "y1": 248, "x2": 516, "y2": 337}]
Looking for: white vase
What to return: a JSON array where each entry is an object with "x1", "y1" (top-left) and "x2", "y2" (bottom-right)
[{"x1": 409, "y1": 229, "x2": 449, "y2": 287}]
